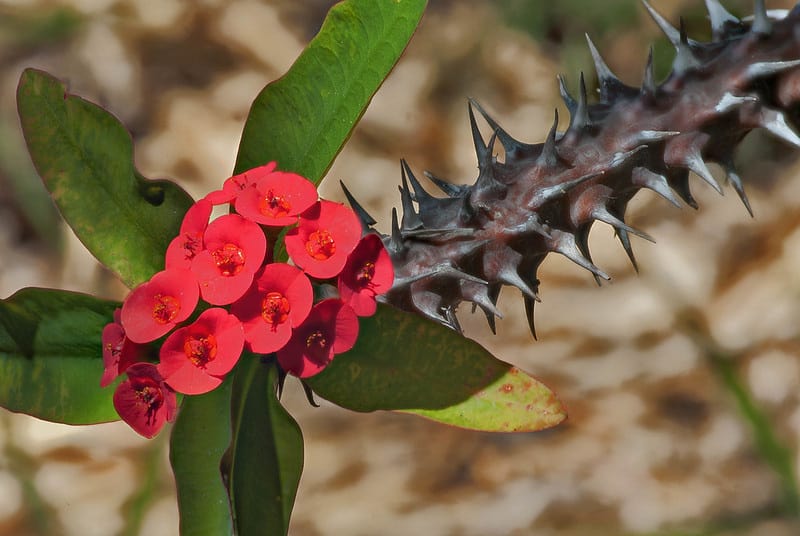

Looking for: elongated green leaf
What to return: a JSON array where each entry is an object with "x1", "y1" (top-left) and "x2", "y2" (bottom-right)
[
  {"x1": 308, "y1": 305, "x2": 566, "y2": 432},
  {"x1": 170, "y1": 381, "x2": 234, "y2": 536},
  {"x1": 0, "y1": 287, "x2": 119, "y2": 424},
  {"x1": 17, "y1": 68, "x2": 193, "y2": 288},
  {"x1": 234, "y1": 0, "x2": 428, "y2": 181},
  {"x1": 222, "y1": 358, "x2": 303, "y2": 536}
]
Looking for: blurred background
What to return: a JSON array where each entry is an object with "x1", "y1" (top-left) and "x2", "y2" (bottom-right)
[{"x1": 2, "y1": 0, "x2": 800, "y2": 534}]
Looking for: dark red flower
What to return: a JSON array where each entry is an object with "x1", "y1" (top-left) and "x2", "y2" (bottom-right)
[
  {"x1": 121, "y1": 269, "x2": 199, "y2": 343},
  {"x1": 231, "y1": 263, "x2": 313, "y2": 354},
  {"x1": 165, "y1": 199, "x2": 213, "y2": 270},
  {"x1": 204, "y1": 162, "x2": 278, "y2": 205},
  {"x1": 113, "y1": 362, "x2": 176, "y2": 439},
  {"x1": 157, "y1": 308, "x2": 244, "y2": 395},
  {"x1": 191, "y1": 214, "x2": 267, "y2": 305},
  {"x1": 277, "y1": 299, "x2": 358, "y2": 378},
  {"x1": 284, "y1": 200, "x2": 362, "y2": 279},
  {"x1": 235, "y1": 171, "x2": 318, "y2": 226},
  {"x1": 338, "y1": 234, "x2": 394, "y2": 316},
  {"x1": 101, "y1": 309, "x2": 146, "y2": 387}
]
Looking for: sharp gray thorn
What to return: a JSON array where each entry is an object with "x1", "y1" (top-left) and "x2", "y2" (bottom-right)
[
  {"x1": 760, "y1": 108, "x2": 800, "y2": 148},
  {"x1": 641, "y1": 0, "x2": 681, "y2": 44},
  {"x1": 745, "y1": 60, "x2": 800, "y2": 80},
  {"x1": 673, "y1": 17, "x2": 701, "y2": 73},
  {"x1": 530, "y1": 172, "x2": 602, "y2": 208},
  {"x1": 632, "y1": 167, "x2": 682, "y2": 208},
  {"x1": 410, "y1": 291, "x2": 446, "y2": 326},
  {"x1": 715, "y1": 92, "x2": 759, "y2": 113},
  {"x1": 537, "y1": 109, "x2": 560, "y2": 167},
  {"x1": 557, "y1": 75, "x2": 577, "y2": 114},
  {"x1": 423, "y1": 170, "x2": 467, "y2": 197},
  {"x1": 592, "y1": 207, "x2": 656, "y2": 243},
  {"x1": 636, "y1": 130, "x2": 681, "y2": 143},
  {"x1": 401, "y1": 159, "x2": 432, "y2": 205},
  {"x1": 498, "y1": 269, "x2": 539, "y2": 300},
  {"x1": 725, "y1": 165, "x2": 754, "y2": 217},
  {"x1": 401, "y1": 227, "x2": 475, "y2": 241},
  {"x1": 488, "y1": 283, "x2": 502, "y2": 306},
  {"x1": 461, "y1": 282, "x2": 503, "y2": 320},
  {"x1": 585, "y1": 34, "x2": 625, "y2": 101},
  {"x1": 642, "y1": 46, "x2": 657, "y2": 96},
  {"x1": 390, "y1": 208, "x2": 403, "y2": 252},
  {"x1": 507, "y1": 214, "x2": 552, "y2": 240},
  {"x1": 574, "y1": 227, "x2": 603, "y2": 286},
  {"x1": 468, "y1": 98, "x2": 528, "y2": 157},
  {"x1": 398, "y1": 181, "x2": 423, "y2": 232},
  {"x1": 551, "y1": 231, "x2": 611, "y2": 280},
  {"x1": 391, "y1": 272, "x2": 432, "y2": 289},
  {"x1": 486, "y1": 130, "x2": 499, "y2": 161},
  {"x1": 523, "y1": 296, "x2": 537, "y2": 340},
  {"x1": 570, "y1": 71, "x2": 591, "y2": 130},
  {"x1": 439, "y1": 265, "x2": 488, "y2": 285},
  {"x1": 704, "y1": 0, "x2": 740, "y2": 38},
  {"x1": 752, "y1": 0, "x2": 773, "y2": 34},
  {"x1": 611, "y1": 146, "x2": 646, "y2": 168},
  {"x1": 468, "y1": 101, "x2": 489, "y2": 165},
  {"x1": 339, "y1": 180, "x2": 377, "y2": 227},
  {"x1": 617, "y1": 228, "x2": 640, "y2": 273},
  {"x1": 684, "y1": 150, "x2": 723, "y2": 194},
  {"x1": 486, "y1": 314, "x2": 497, "y2": 335},
  {"x1": 672, "y1": 171, "x2": 700, "y2": 209},
  {"x1": 443, "y1": 306, "x2": 463, "y2": 335}
]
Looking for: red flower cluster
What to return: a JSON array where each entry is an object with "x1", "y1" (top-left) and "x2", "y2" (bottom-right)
[{"x1": 101, "y1": 163, "x2": 393, "y2": 438}]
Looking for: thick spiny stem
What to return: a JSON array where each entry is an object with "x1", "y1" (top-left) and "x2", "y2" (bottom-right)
[{"x1": 354, "y1": 2, "x2": 800, "y2": 336}]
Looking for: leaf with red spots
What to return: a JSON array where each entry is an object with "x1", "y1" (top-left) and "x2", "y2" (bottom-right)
[{"x1": 307, "y1": 305, "x2": 567, "y2": 432}]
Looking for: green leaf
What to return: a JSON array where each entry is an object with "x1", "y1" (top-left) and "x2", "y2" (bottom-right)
[
  {"x1": 170, "y1": 381, "x2": 234, "y2": 536},
  {"x1": 0, "y1": 287, "x2": 119, "y2": 424},
  {"x1": 308, "y1": 305, "x2": 567, "y2": 432},
  {"x1": 222, "y1": 358, "x2": 303, "y2": 536},
  {"x1": 234, "y1": 0, "x2": 428, "y2": 181},
  {"x1": 17, "y1": 68, "x2": 193, "y2": 288}
]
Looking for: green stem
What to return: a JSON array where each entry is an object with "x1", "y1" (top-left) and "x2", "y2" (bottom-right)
[
  {"x1": 679, "y1": 311, "x2": 800, "y2": 517},
  {"x1": 121, "y1": 433, "x2": 168, "y2": 536}
]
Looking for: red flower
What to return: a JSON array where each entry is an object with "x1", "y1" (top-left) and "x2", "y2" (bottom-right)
[
  {"x1": 230, "y1": 263, "x2": 313, "y2": 354},
  {"x1": 113, "y1": 362, "x2": 176, "y2": 439},
  {"x1": 277, "y1": 299, "x2": 358, "y2": 378},
  {"x1": 101, "y1": 309, "x2": 145, "y2": 387},
  {"x1": 121, "y1": 269, "x2": 199, "y2": 343},
  {"x1": 191, "y1": 214, "x2": 267, "y2": 305},
  {"x1": 235, "y1": 171, "x2": 318, "y2": 226},
  {"x1": 165, "y1": 199, "x2": 213, "y2": 270},
  {"x1": 338, "y1": 234, "x2": 394, "y2": 316},
  {"x1": 204, "y1": 162, "x2": 278, "y2": 205},
  {"x1": 284, "y1": 200, "x2": 362, "y2": 279},
  {"x1": 157, "y1": 308, "x2": 244, "y2": 395}
]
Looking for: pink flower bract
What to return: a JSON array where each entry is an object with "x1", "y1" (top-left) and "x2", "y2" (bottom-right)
[
  {"x1": 157, "y1": 308, "x2": 244, "y2": 395},
  {"x1": 191, "y1": 214, "x2": 267, "y2": 305},
  {"x1": 338, "y1": 234, "x2": 394, "y2": 316},
  {"x1": 231, "y1": 263, "x2": 313, "y2": 354},
  {"x1": 121, "y1": 269, "x2": 199, "y2": 343},
  {"x1": 165, "y1": 199, "x2": 213, "y2": 270},
  {"x1": 204, "y1": 162, "x2": 278, "y2": 205},
  {"x1": 113, "y1": 362, "x2": 176, "y2": 439},
  {"x1": 277, "y1": 299, "x2": 358, "y2": 378},
  {"x1": 284, "y1": 200, "x2": 362, "y2": 279},
  {"x1": 235, "y1": 170, "x2": 318, "y2": 226},
  {"x1": 101, "y1": 309, "x2": 145, "y2": 387}
]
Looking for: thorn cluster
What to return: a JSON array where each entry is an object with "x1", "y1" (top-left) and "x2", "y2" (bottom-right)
[{"x1": 343, "y1": 1, "x2": 800, "y2": 337}]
